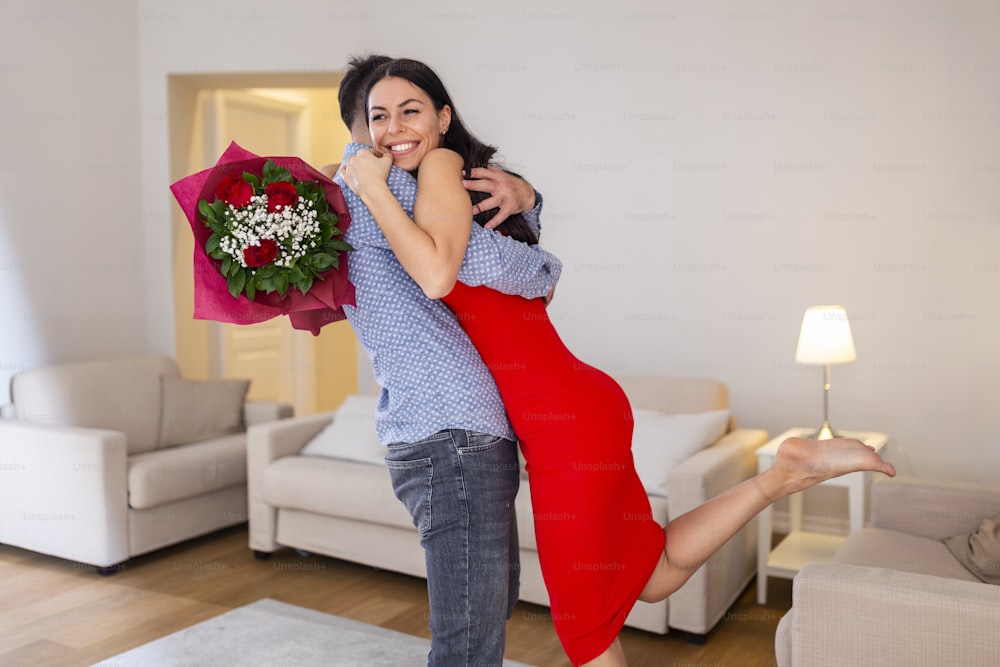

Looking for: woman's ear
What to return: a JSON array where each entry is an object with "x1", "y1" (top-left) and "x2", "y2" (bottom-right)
[{"x1": 439, "y1": 105, "x2": 452, "y2": 135}]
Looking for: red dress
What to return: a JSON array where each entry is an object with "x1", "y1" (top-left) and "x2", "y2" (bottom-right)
[{"x1": 442, "y1": 282, "x2": 666, "y2": 666}]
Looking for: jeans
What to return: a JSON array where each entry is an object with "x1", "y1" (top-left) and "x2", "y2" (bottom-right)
[{"x1": 385, "y1": 429, "x2": 521, "y2": 667}]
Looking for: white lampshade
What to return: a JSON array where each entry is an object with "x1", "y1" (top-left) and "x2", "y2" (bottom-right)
[{"x1": 795, "y1": 305, "x2": 857, "y2": 365}]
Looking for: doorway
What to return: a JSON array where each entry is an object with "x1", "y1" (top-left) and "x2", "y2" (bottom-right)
[{"x1": 168, "y1": 73, "x2": 358, "y2": 416}]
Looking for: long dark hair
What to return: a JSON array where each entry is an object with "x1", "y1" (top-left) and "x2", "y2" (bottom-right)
[{"x1": 364, "y1": 58, "x2": 538, "y2": 245}]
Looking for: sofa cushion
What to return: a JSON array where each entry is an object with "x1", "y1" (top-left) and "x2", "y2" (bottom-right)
[
  {"x1": 298, "y1": 395, "x2": 383, "y2": 465},
  {"x1": 11, "y1": 355, "x2": 179, "y2": 454},
  {"x1": 263, "y1": 456, "x2": 413, "y2": 531},
  {"x1": 158, "y1": 376, "x2": 250, "y2": 448},
  {"x1": 630, "y1": 409, "x2": 731, "y2": 497},
  {"x1": 515, "y1": 479, "x2": 669, "y2": 552},
  {"x1": 943, "y1": 512, "x2": 1000, "y2": 584},
  {"x1": 128, "y1": 433, "x2": 247, "y2": 509},
  {"x1": 834, "y1": 527, "x2": 981, "y2": 583}
]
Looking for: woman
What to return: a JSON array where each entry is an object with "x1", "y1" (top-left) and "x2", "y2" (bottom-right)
[{"x1": 341, "y1": 58, "x2": 895, "y2": 667}]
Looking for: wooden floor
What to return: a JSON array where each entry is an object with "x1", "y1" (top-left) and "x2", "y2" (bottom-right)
[{"x1": 0, "y1": 526, "x2": 792, "y2": 666}]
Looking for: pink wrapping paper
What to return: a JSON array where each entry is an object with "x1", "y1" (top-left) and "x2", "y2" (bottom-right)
[{"x1": 170, "y1": 142, "x2": 355, "y2": 335}]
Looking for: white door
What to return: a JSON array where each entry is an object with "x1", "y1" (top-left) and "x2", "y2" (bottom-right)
[{"x1": 204, "y1": 91, "x2": 312, "y2": 413}]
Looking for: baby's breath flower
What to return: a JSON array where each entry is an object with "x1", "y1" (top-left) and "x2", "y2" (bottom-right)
[{"x1": 219, "y1": 188, "x2": 325, "y2": 270}]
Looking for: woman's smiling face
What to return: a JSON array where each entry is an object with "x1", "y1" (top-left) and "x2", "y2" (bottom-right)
[{"x1": 367, "y1": 76, "x2": 451, "y2": 173}]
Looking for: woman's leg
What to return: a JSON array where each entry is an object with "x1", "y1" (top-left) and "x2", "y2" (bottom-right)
[
  {"x1": 580, "y1": 638, "x2": 627, "y2": 667},
  {"x1": 639, "y1": 436, "x2": 895, "y2": 602}
]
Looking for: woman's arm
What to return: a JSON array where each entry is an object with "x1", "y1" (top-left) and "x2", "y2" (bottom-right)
[{"x1": 344, "y1": 148, "x2": 471, "y2": 298}]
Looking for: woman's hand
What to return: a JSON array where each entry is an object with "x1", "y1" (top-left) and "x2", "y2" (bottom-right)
[{"x1": 341, "y1": 149, "x2": 393, "y2": 198}]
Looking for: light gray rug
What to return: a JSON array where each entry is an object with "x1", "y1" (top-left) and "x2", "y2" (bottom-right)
[{"x1": 91, "y1": 598, "x2": 535, "y2": 666}]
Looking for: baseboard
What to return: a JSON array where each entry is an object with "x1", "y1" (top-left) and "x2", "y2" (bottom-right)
[{"x1": 770, "y1": 510, "x2": 849, "y2": 536}]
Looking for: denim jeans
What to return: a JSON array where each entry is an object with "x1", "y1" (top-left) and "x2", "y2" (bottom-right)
[{"x1": 385, "y1": 429, "x2": 521, "y2": 667}]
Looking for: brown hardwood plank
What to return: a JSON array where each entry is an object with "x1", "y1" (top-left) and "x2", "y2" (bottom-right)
[{"x1": 0, "y1": 526, "x2": 792, "y2": 666}]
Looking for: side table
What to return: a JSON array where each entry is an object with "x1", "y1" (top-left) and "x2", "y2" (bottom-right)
[{"x1": 756, "y1": 427, "x2": 890, "y2": 604}]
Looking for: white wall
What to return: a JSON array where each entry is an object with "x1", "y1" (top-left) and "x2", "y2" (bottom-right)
[
  {"x1": 3, "y1": 2, "x2": 998, "y2": 493},
  {"x1": 0, "y1": 1, "x2": 147, "y2": 403}
]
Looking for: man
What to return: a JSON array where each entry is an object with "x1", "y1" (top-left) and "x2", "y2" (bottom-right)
[{"x1": 330, "y1": 55, "x2": 561, "y2": 667}]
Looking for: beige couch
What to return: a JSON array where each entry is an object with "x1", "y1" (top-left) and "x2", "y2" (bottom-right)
[
  {"x1": 248, "y1": 376, "x2": 769, "y2": 638},
  {"x1": 0, "y1": 355, "x2": 292, "y2": 573},
  {"x1": 775, "y1": 476, "x2": 1000, "y2": 666}
]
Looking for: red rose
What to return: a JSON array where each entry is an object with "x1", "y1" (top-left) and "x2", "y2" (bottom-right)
[
  {"x1": 216, "y1": 173, "x2": 253, "y2": 207},
  {"x1": 243, "y1": 239, "x2": 279, "y2": 267},
  {"x1": 265, "y1": 181, "x2": 298, "y2": 212}
]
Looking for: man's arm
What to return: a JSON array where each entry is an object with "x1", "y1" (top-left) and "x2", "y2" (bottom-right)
[
  {"x1": 457, "y1": 224, "x2": 561, "y2": 299},
  {"x1": 457, "y1": 167, "x2": 556, "y2": 298},
  {"x1": 342, "y1": 148, "x2": 558, "y2": 299}
]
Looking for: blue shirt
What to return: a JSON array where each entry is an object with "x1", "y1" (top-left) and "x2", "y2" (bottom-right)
[{"x1": 336, "y1": 143, "x2": 562, "y2": 444}]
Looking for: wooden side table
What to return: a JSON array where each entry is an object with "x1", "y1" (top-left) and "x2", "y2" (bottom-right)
[{"x1": 756, "y1": 427, "x2": 890, "y2": 604}]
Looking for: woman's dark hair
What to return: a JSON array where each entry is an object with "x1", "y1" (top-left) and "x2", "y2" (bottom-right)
[{"x1": 364, "y1": 58, "x2": 538, "y2": 245}]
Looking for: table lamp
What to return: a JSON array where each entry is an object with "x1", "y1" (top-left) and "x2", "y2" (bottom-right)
[{"x1": 795, "y1": 305, "x2": 857, "y2": 440}]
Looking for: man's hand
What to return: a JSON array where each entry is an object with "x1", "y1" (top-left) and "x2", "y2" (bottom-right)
[
  {"x1": 462, "y1": 165, "x2": 536, "y2": 228},
  {"x1": 543, "y1": 285, "x2": 556, "y2": 305}
]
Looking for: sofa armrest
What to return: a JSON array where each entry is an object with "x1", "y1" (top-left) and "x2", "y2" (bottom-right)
[
  {"x1": 0, "y1": 421, "x2": 129, "y2": 567},
  {"x1": 0, "y1": 403, "x2": 15, "y2": 418},
  {"x1": 664, "y1": 427, "x2": 767, "y2": 634},
  {"x1": 668, "y1": 428, "x2": 767, "y2": 517},
  {"x1": 243, "y1": 400, "x2": 294, "y2": 427},
  {"x1": 246, "y1": 412, "x2": 333, "y2": 552},
  {"x1": 871, "y1": 475, "x2": 1000, "y2": 539},
  {"x1": 778, "y1": 562, "x2": 1000, "y2": 667}
]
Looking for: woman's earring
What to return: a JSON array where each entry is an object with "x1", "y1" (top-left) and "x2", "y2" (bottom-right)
[{"x1": 441, "y1": 128, "x2": 447, "y2": 135}]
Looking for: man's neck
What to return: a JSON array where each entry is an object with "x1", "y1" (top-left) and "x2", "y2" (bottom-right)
[{"x1": 350, "y1": 119, "x2": 371, "y2": 146}]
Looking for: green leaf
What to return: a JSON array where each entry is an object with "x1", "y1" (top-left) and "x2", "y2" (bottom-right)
[
  {"x1": 221, "y1": 255, "x2": 232, "y2": 276},
  {"x1": 262, "y1": 160, "x2": 293, "y2": 184},
  {"x1": 198, "y1": 199, "x2": 214, "y2": 222},
  {"x1": 243, "y1": 171, "x2": 260, "y2": 190},
  {"x1": 274, "y1": 273, "x2": 289, "y2": 298},
  {"x1": 202, "y1": 200, "x2": 230, "y2": 234},
  {"x1": 227, "y1": 270, "x2": 246, "y2": 299},
  {"x1": 245, "y1": 278, "x2": 255, "y2": 302},
  {"x1": 296, "y1": 274, "x2": 314, "y2": 296},
  {"x1": 205, "y1": 233, "x2": 221, "y2": 255},
  {"x1": 312, "y1": 253, "x2": 334, "y2": 271},
  {"x1": 287, "y1": 266, "x2": 306, "y2": 283}
]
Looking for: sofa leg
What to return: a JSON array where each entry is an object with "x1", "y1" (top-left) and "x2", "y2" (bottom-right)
[
  {"x1": 683, "y1": 631, "x2": 707, "y2": 645},
  {"x1": 95, "y1": 563, "x2": 126, "y2": 576},
  {"x1": 253, "y1": 551, "x2": 272, "y2": 560}
]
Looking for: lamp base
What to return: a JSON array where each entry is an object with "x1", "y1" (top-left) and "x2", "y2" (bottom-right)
[{"x1": 808, "y1": 422, "x2": 839, "y2": 440}]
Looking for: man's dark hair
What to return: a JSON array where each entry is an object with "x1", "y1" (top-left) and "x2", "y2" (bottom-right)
[{"x1": 338, "y1": 54, "x2": 392, "y2": 129}]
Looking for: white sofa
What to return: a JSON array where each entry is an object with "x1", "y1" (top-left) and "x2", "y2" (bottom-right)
[
  {"x1": 248, "y1": 376, "x2": 769, "y2": 638},
  {"x1": 0, "y1": 355, "x2": 292, "y2": 573},
  {"x1": 775, "y1": 476, "x2": 1000, "y2": 666}
]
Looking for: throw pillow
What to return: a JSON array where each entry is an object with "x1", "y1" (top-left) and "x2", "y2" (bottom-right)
[
  {"x1": 158, "y1": 376, "x2": 250, "y2": 447},
  {"x1": 300, "y1": 394, "x2": 384, "y2": 465},
  {"x1": 630, "y1": 408, "x2": 731, "y2": 498},
  {"x1": 942, "y1": 512, "x2": 1000, "y2": 585}
]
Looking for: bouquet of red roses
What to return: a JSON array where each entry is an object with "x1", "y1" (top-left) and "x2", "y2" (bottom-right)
[{"x1": 170, "y1": 142, "x2": 355, "y2": 335}]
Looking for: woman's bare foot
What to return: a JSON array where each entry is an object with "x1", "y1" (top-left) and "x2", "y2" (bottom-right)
[{"x1": 764, "y1": 437, "x2": 896, "y2": 498}]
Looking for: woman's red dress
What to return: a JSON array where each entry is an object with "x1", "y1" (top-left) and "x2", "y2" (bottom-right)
[{"x1": 442, "y1": 282, "x2": 666, "y2": 666}]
